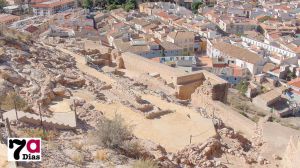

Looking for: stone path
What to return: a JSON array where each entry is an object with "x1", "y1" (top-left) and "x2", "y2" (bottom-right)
[{"x1": 3, "y1": 110, "x2": 76, "y2": 129}]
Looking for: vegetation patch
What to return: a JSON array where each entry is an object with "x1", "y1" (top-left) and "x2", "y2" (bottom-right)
[
  {"x1": 92, "y1": 114, "x2": 132, "y2": 149},
  {"x1": 132, "y1": 159, "x2": 158, "y2": 168}
]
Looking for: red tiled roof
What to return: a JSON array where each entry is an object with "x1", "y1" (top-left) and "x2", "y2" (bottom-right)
[
  {"x1": 233, "y1": 67, "x2": 243, "y2": 77},
  {"x1": 32, "y1": 0, "x2": 74, "y2": 8},
  {"x1": 24, "y1": 25, "x2": 39, "y2": 33},
  {"x1": 0, "y1": 14, "x2": 20, "y2": 24},
  {"x1": 213, "y1": 63, "x2": 227, "y2": 68},
  {"x1": 151, "y1": 57, "x2": 160, "y2": 62},
  {"x1": 83, "y1": 26, "x2": 94, "y2": 31},
  {"x1": 288, "y1": 78, "x2": 300, "y2": 88},
  {"x1": 30, "y1": 0, "x2": 48, "y2": 3}
]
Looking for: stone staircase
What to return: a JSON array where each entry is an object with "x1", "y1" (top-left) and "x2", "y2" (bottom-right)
[{"x1": 2, "y1": 110, "x2": 76, "y2": 130}]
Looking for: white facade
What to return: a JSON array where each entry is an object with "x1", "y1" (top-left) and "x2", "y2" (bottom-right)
[
  {"x1": 207, "y1": 40, "x2": 265, "y2": 74},
  {"x1": 32, "y1": 0, "x2": 75, "y2": 16},
  {"x1": 242, "y1": 36, "x2": 298, "y2": 58}
]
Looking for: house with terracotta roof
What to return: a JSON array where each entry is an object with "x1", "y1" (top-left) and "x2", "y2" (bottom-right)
[
  {"x1": 166, "y1": 31, "x2": 195, "y2": 55},
  {"x1": 24, "y1": 25, "x2": 39, "y2": 36},
  {"x1": 32, "y1": 0, "x2": 75, "y2": 16},
  {"x1": 158, "y1": 41, "x2": 182, "y2": 56},
  {"x1": 207, "y1": 40, "x2": 266, "y2": 75},
  {"x1": 286, "y1": 77, "x2": 300, "y2": 109},
  {"x1": 113, "y1": 38, "x2": 163, "y2": 59},
  {"x1": 0, "y1": 14, "x2": 20, "y2": 26},
  {"x1": 218, "y1": 17, "x2": 257, "y2": 34},
  {"x1": 210, "y1": 66, "x2": 249, "y2": 84},
  {"x1": 131, "y1": 18, "x2": 151, "y2": 31},
  {"x1": 288, "y1": 78, "x2": 300, "y2": 93}
]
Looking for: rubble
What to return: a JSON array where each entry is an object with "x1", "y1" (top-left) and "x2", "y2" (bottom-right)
[{"x1": 53, "y1": 86, "x2": 68, "y2": 97}]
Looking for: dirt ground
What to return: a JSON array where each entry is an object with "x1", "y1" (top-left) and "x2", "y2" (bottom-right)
[
  {"x1": 227, "y1": 88, "x2": 269, "y2": 122},
  {"x1": 260, "y1": 122, "x2": 300, "y2": 163},
  {"x1": 48, "y1": 89, "x2": 97, "y2": 113},
  {"x1": 49, "y1": 98, "x2": 72, "y2": 113},
  {"x1": 92, "y1": 94, "x2": 216, "y2": 153},
  {"x1": 0, "y1": 143, "x2": 8, "y2": 168}
]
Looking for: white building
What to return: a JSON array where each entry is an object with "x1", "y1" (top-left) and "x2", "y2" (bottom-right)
[
  {"x1": 32, "y1": 0, "x2": 75, "y2": 16},
  {"x1": 242, "y1": 36, "x2": 297, "y2": 58},
  {"x1": 207, "y1": 40, "x2": 266, "y2": 75},
  {"x1": 242, "y1": 36, "x2": 298, "y2": 65}
]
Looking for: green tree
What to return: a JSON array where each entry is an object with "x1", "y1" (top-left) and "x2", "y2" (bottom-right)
[
  {"x1": 0, "y1": 0, "x2": 7, "y2": 12},
  {"x1": 191, "y1": 0, "x2": 203, "y2": 13},
  {"x1": 236, "y1": 81, "x2": 249, "y2": 95},
  {"x1": 124, "y1": 0, "x2": 135, "y2": 12},
  {"x1": 106, "y1": 0, "x2": 126, "y2": 5},
  {"x1": 286, "y1": 70, "x2": 296, "y2": 81},
  {"x1": 82, "y1": 0, "x2": 93, "y2": 9},
  {"x1": 107, "y1": 3, "x2": 119, "y2": 10}
]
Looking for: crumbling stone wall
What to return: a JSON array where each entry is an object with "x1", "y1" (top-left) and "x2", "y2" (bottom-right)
[
  {"x1": 191, "y1": 76, "x2": 228, "y2": 103},
  {"x1": 174, "y1": 73, "x2": 205, "y2": 99},
  {"x1": 191, "y1": 80, "x2": 256, "y2": 139},
  {"x1": 176, "y1": 81, "x2": 203, "y2": 99}
]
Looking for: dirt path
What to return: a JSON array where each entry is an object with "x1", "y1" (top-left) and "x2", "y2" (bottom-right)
[{"x1": 55, "y1": 47, "x2": 116, "y2": 85}]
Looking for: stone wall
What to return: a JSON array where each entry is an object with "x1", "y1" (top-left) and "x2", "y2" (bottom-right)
[
  {"x1": 121, "y1": 52, "x2": 229, "y2": 101},
  {"x1": 121, "y1": 52, "x2": 186, "y2": 83},
  {"x1": 191, "y1": 98, "x2": 255, "y2": 139},
  {"x1": 176, "y1": 81, "x2": 203, "y2": 100},
  {"x1": 84, "y1": 39, "x2": 112, "y2": 54},
  {"x1": 174, "y1": 72, "x2": 205, "y2": 85},
  {"x1": 191, "y1": 79, "x2": 256, "y2": 139},
  {"x1": 174, "y1": 72, "x2": 205, "y2": 99}
]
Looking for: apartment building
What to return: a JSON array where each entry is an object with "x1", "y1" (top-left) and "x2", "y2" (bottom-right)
[
  {"x1": 32, "y1": 0, "x2": 75, "y2": 16},
  {"x1": 166, "y1": 31, "x2": 195, "y2": 55}
]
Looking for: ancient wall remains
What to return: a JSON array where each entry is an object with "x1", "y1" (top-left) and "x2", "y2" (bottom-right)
[
  {"x1": 121, "y1": 52, "x2": 187, "y2": 83},
  {"x1": 121, "y1": 52, "x2": 229, "y2": 101},
  {"x1": 191, "y1": 80, "x2": 255, "y2": 138}
]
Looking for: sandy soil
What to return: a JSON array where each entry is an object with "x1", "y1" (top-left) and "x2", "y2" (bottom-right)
[
  {"x1": 49, "y1": 98, "x2": 72, "y2": 113},
  {"x1": 92, "y1": 94, "x2": 216, "y2": 153},
  {"x1": 0, "y1": 143, "x2": 8, "y2": 168},
  {"x1": 48, "y1": 89, "x2": 96, "y2": 113},
  {"x1": 261, "y1": 122, "x2": 300, "y2": 162}
]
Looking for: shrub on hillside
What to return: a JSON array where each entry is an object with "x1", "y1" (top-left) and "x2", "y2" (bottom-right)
[
  {"x1": 132, "y1": 159, "x2": 158, "y2": 168},
  {"x1": 94, "y1": 114, "x2": 132, "y2": 149}
]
